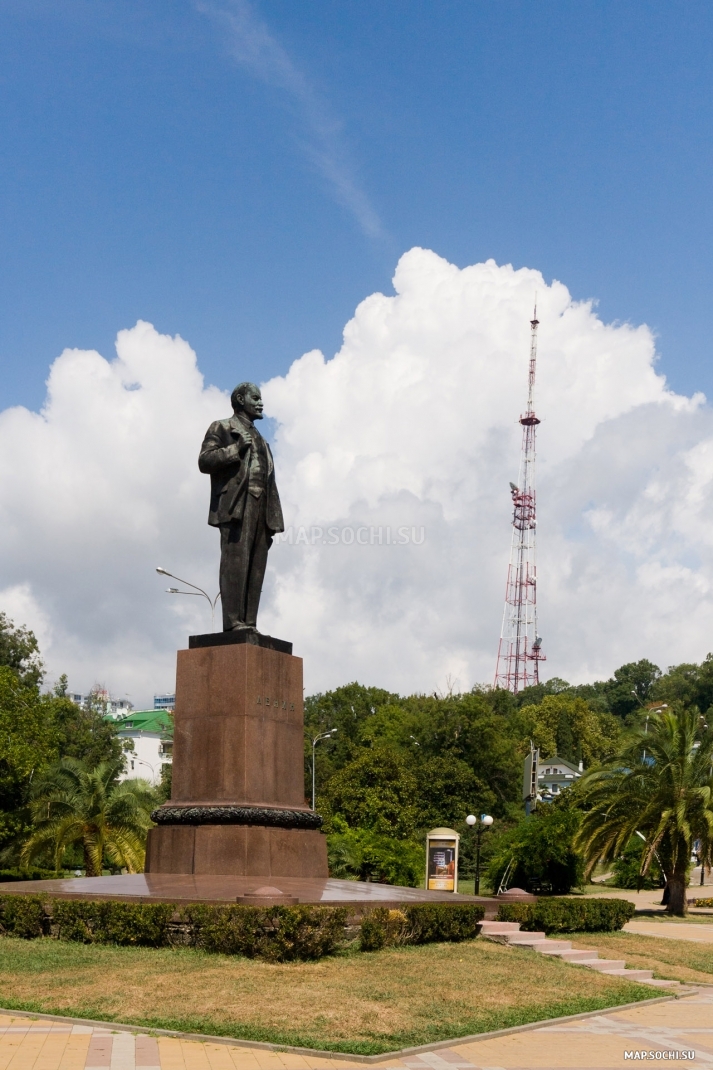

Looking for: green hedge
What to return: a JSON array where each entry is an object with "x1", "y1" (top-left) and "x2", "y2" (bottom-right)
[
  {"x1": 0, "y1": 894, "x2": 47, "y2": 938},
  {"x1": 0, "y1": 894, "x2": 485, "y2": 960},
  {"x1": 187, "y1": 904, "x2": 347, "y2": 962},
  {"x1": 360, "y1": 903, "x2": 484, "y2": 951},
  {"x1": 0, "y1": 868, "x2": 61, "y2": 883},
  {"x1": 0, "y1": 895, "x2": 347, "y2": 961},
  {"x1": 0, "y1": 894, "x2": 486, "y2": 963},
  {"x1": 496, "y1": 897, "x2": 635, "y2": 933},
  {"x1": 52, "y1": 900, "x2": 176, "y2": 946}
]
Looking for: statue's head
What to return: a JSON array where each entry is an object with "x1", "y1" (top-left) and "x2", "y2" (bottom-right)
[{"x1": 231, "y1": 382, "x2": 263, "y2": 421}]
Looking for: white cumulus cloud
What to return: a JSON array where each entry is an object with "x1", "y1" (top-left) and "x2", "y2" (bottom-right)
[{"x1": 1, "y1": 248, "x2": 712, "y2": 706}]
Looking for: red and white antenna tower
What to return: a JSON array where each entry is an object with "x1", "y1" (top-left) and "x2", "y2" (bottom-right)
[{"x1": 494, "y1": 304, "x2": 546, "y2": 693}]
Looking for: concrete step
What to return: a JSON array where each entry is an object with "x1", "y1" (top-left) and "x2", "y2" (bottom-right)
[
  {"x1": 481, "y1": 918, "x2": 688, "y2": 989},
  {"x1": 600, "y1": 968, "x2": 654, "y2": 981},
  {"x1": 529, "y1": 940, "x2": 572, "y2": 953},
  {"x1": 478, "y1": 921, "x2": 521, "y2": 934},
  {"x1": 638, "y1": 978, "x2": 683, "y2": 988},
  {"x1": 504, "y1": 931, "x2": 546, "y2": 943},
  {"x1": 509, "y1": 939, "x2": 557, "y2": 952},
  {"x1": 577, "y1": 958, "x2": 627, "y2": 972},
  {"x1": 541, "y1": 948, "x2": 598, "y2": 962}
]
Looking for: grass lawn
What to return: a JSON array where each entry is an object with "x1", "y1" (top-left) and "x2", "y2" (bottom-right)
[{"x1": 0, "y1": 936, "x2": 656, "y2": 1055}]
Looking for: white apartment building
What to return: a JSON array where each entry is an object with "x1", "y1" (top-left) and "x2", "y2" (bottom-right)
[{"x1": 113, "y1": 710, "x2": 173, "y2": 785}]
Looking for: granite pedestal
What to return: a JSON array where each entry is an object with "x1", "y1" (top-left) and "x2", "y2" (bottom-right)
[{"x1": 146, "y1": 631, "x2": 329, "y2": 879}]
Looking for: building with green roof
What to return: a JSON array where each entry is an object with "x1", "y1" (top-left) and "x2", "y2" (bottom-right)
[{"x1": 114, "y1": 709, "x2": 173, "y2": 783}]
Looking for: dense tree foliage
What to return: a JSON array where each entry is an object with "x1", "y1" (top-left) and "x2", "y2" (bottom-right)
[
  {"x1": 517, "y1": 694, "x2": 620, "y2": 767},
  {"x1": 611, "y1": 835, "x2": 664, "y2": 890},
  {"x1": 0, "y1": 666, "x2": 59, "y2": 848},
  {"x1": 51, "y1": 686, "x2": 124, "y2": 769},
  {"x1": 487, "y1": 794, "x2": 584, "y2": 895},
  {"x1": 0, "y1": 612, "x2": 44, "y2": 688},
  {"x1": 0, "y1": 615, "x2": 124, "y2": 858},
  {"x1": 306, "y1": 654, "x2": 713, "y2": 891},
  {"x1": 327, "y1": 820, "x2": 425, "y2": 885},
  {"x1": 577, "y1": 707, "x2": 713, "y2": 915}
]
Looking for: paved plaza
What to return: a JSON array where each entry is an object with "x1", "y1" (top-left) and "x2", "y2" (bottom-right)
[{"x1": 0, "y1": 988, "x2": 711, "y2": 1070}]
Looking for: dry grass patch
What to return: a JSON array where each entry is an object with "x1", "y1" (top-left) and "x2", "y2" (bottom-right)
[
  {"x1": 570, "y1": 931, "x2": 713, "y2": 984},
  {"x1": 0, "y1": 936, "x2": 655, "y2": 1054}
]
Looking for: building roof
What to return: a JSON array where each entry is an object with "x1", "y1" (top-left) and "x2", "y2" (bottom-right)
[
  {"x1": 539, "y1": 755, "x2": 581, "y2": 775},
  {"x1": 113, "y1": 710, "x2": 173, "y2": 735}
]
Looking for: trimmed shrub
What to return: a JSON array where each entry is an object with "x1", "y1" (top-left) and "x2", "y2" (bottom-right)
[
  {"x1": 186, "y1": 904, "x2": 348, "y2": 962},
  {"x1": 51, "y1": 900, "x2": 175, "y2": 946},
  {"x1": 497, "y1": 896, "x2": 635, "y2": 933},
  {"x1": 0, "y1": 895, "x2": 486, "y2": 960},
  {"x1": 360, "y1": 908, "x2": 409, "y2": 950},
  {"x1": 0, "y1": 895, "x2": 346, "y2": 961},
  {"x1": 360, "y1": 903, "x2": 484, "y2": 951},
  {"x1": 0, "y1": 868, "x2": 61, "y2": 883},
  {"x1": 0, "y1": 894, "x2": 47, "y2": 938}
]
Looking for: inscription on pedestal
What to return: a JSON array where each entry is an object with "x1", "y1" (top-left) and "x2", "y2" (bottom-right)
[{"x1": 256, "y1": 696, "x2": 295, "y2": 710}]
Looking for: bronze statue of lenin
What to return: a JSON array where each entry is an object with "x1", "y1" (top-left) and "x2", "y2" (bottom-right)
[{"x1": 198, "y1": 382, "x2": 284, "y2": 632}]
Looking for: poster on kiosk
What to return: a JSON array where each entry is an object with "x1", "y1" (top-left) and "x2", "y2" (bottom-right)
[{"x1": 426, "y1": 827, "x2": 460, "y2": 892}]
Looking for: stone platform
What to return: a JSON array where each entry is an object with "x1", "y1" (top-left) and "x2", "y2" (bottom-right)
[{"x1": 0, "y1": 872, "x2": 497, "y2": 914}]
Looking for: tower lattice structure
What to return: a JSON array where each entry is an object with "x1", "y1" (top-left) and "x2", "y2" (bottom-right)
[{"x1": 494, "y1": 307, "x2": 546, "y2": 693}]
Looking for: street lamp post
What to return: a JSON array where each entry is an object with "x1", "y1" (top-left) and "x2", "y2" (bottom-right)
[
  {"x1": 631, "y1": 699, "x2": 668, "y2": 762},
  {"x1": 466, "y1": 813, "x2": 494, "y2": 895},
  {"x1": 156, "y1": 567, "x2": 221, "y2": 631},
  {"x1": 132, "y1": 757, "x2": 156, "y2": 781},
  {"x1": 311, "y1": 729, "x2": 337, "y2": 810}
]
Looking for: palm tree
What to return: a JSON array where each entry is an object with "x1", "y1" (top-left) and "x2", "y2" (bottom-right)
[
  {"x1": 21, "y1": 757, "x2": 156, "y2": 876},
  {"x1": 576, "y1": 707, "x2": 713, "y2": 916}
]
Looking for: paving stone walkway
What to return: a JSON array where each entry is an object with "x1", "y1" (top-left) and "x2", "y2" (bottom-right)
[
  {"x1": 1, "y1": 989, "x2": 711, "y2": 1070},
  {"x1": 625, "y1": 920, "x2": 713, "y2": 943}
]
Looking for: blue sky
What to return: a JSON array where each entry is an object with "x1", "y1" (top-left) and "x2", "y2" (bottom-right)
[{"x1": 2, "y1": 0, "x2": 713, "y2": 412}]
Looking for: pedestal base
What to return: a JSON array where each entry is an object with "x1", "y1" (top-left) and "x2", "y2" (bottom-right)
[{"x1": 146, "y1": 824, "x2": 328, "y2": 878}]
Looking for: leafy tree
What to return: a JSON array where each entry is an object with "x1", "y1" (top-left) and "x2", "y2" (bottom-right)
[
  {"x1": 398, "y1": 691, "x2": 524, "y2": 816},
  {"x1": 54, "y1": 674, "x2": 69, "y2": 697},
  {"x1": 52, "y1": 688, "x2": 123, "y2": 768},
  {"x1": 513, "y1": 677, "x2": 572, "y2": 707},
  {"x1": 576, "y1": 707, "x2": 713, "y2": 915},
  {"x1": 412, "y1": 754, "x2": 495, "y2": 831},
  {"x1": 21, "y1": 758, "x2": 155, "y2": 875},
  {"x1": 357, "y1": 702, "x2": 423, "y2": 750},
  {"x1": 304, "y1": 683, "x2": 398, "y2": 796},
  {"x1": 518, "y1": 694, "x2": 620, "y2": 766},
  {"x1": 327, "y1": 820, "x2": 424, "y2": 885},
  {"x1": 653, "y1": 654, "x2": 713, "y2": 718},
  {"x1": 611, "y1": 835, "x2": 664, "y2": 890},
  {"x1": 487, "y1": 795, "x2": 584, "y2": 895},
  {"x1": 0, "y1": 666, "x2": 59, "y2": 850},
  {"x1": 0, "y1": 613, "x2": 43, "y2": 688},
  {"x1": 602, "y1": 660, "x2": 662, "y2": 721},
  {"x1": 319, "y1": 746, "x2": 419, "y2": 837}
]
